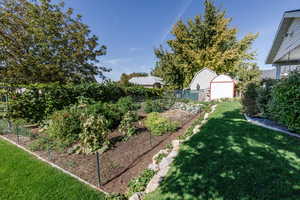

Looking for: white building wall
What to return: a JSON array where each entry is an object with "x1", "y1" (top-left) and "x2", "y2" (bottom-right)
[
  {"x1": 190, "y1": 68, "x2": 217, "y2": 90},
  {"x1": 275, "y1": 18, "x2": 300, "y2": 62}
]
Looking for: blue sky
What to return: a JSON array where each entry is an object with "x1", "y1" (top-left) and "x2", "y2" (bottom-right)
[{"x1": 63, "y1": 0, "x2": 299, "y2": 81}]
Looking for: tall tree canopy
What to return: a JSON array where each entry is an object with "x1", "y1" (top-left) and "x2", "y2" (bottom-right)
[
  {"x1": 119, "y1": 72, "x2": 148, "y2": 86},
  {"x1": 153, "y1": 0, "x2": 258, "y2": 89},
  {"x1": 0, "y1": 0, "x2": 109, "y2": 84}
]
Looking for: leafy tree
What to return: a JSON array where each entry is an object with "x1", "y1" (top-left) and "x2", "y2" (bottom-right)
[
  {"x1": 153, "y1": 0, "x2": 258, "y2": 89},
  {"x1": 0, "y1": 0, "x2": 109, "y2": 84},
  {"x1": 119, "y1": 72, "x2": 148, "y2": 86},
  {"x1": 234, "y1": 63, "x2": 261, "y2": 93}
]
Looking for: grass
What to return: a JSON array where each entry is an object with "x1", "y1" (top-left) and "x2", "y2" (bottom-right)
[
  {"x1": 145, "y1": 101, "x2": 300, "y2": 200},
  {"x1": 0, "y1": 139, "x2": 106, "y2": 200}
]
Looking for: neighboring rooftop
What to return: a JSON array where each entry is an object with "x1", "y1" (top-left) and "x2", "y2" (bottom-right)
[
  {"x1": 129, "y1": 76, "x2": 164, "y2": 85},
  {"x1": 261, "y1": 68, "x2": 276, "y2": 79}
]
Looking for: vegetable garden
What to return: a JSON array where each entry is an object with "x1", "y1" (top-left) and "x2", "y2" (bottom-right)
[{"x1": 0, "y1": 82, "x2": 209, "y2": 196}]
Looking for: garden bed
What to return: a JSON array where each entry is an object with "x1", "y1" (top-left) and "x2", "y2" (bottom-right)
[{"x1": 1, "y1": 107, "x2": 201, "y2": 194}]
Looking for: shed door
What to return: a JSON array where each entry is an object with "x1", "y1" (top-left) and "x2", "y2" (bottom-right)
[{"x1": 210, "y1": 82, "x2": 234, "y2": 100}]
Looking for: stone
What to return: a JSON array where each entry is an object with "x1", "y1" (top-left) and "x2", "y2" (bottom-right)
[
  {"x1": 145, "y1": 175, "x2": 163, "y2": 193},
  {"x1": 152, "y1": 149, "x2": 169, "y2": 164},
  {"x1": 129, "y1": 192, "x2": 145, "y2": 200},
  {"x1": 148, "y1": 163, "x2": 159, "y2": 171},
  {"x1": 171, "y1": 140, "x2": 180, "y2": 150}
]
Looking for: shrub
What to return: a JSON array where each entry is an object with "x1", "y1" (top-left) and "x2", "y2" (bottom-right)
[
  {"x1": 85, "y1": 102, "x2": 122, "y2": 130},
  {"x1": 119, "y1": 111, "x2": 138, "y2": 139},
  {"x1": 267, "y1": 72, "x2": 300, "y2": 132},
  {"x1": 154, "y1": 152, "x2": 168, "y2": 164},
  {"x1": 47, "y1": 105, "x2": 81, "y2": 146},
  {"x1": 28, "y1": 137, "x2": 50, "y2": 151},
  {"x1": 256, "y1": 79, "x2": 278, "y2": 117},
  {"x1": 77, "y1": 114, "x2": 109, "y2": 154},
  {"x1": 241, "y1": 82, "x2": 259, "y2": 116},
  {"x1": 116, "y1": 96, "x2": 140, "y2": 115},
  {"x1": 127, "y1": 169, "x2": 156, "y2": 197},
  {"x1": 144, "y1": 112, "x2": 178, "y2": 135},
  {"x1": 144, "y1": 100, "x2": 164, "y2": 113}
]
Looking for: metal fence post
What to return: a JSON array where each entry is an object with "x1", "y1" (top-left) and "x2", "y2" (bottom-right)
[{"x1": 96, "y1": 152, "x2": 101, "y2": 187}]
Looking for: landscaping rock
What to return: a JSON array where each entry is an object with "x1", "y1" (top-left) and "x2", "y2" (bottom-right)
[
  {"x1": 129, "y1": 192, "x2": 145, "y2": 200},
  {"x1": 145, "y1": 175, "x2": 163, "y2": 193},
  {"x1": 193, "y1": 125, "x2": 201, "y2": 134},
  {"x1": 171, "y1": 140, "x2": 180, "y2": 151},
  {"x1": 148, "y1": 163, "x2": 159, "y2": 171},
  {"x1": 152, "y1": 149, "x2": 169, "y2": 164}
]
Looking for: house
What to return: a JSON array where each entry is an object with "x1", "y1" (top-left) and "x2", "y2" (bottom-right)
[
  {"x1": 128, "y1": 76, "x2": 164, "y2": 88},
  {"x1": 266, "y1": 9, "x2": 300, "y2": 79}
]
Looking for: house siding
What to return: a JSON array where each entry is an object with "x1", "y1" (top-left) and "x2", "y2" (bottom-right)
[{"x1": 275, "y1": 18, "x2": 300, "y2": 61}]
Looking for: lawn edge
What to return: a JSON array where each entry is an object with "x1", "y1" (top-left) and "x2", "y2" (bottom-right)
[
  {"x1": 0, "y1": 135, "x2": 108, "y2": 195},
  {"x1": 244, "y1": 114, "x2": 300, "y2": 139}
]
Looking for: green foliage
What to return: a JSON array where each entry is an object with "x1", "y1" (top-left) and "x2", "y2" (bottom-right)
[
  {"x1": 155, "y1": 152, "x2": 168, "y2": 164},
  {"x1": 8, "y1": 83, "x2": 161, "y2": 123},
  {"x1": 0, "y1": 0, "x2": 108, "y2": 84},
  {"x1": 77, "y1": 114, "x2": 109, "y2": 154},
  {"x1": 267, "y1": 72, "x2": 300, "y2": 132},
  {"x1": 119, "y1": 111, "x2": 138, "y2": 140},
  {"x1": 234, "y1": 63, "x2": 261, "y2": 93},
  {"x1": 144, "y1": 112, "x2": 178, "y2": 136},
  {"x1": 241, "y1": 82, "x2": 259, "y2": 116},
  {"x1": 116, "y1": 96, "x2": 140, "y2": 115},
  {"x1": 47, "y1": 105, "x2": 81, "y2": 146},
  {"x1": 127, "y1": 169, "x2": 156, "y2": 197},
  {"x1": 153, "y1": 0, "x2": 258, "y2": 89},
  {"x1": 256, "y1": 79, "x2": 278, "y2": 116},
  {"x1": 28, "y1": 137, "x2": 49, "y2": 151},
  {"x1": 144, "y1": 98, "x2": 175, "y2": 113}
]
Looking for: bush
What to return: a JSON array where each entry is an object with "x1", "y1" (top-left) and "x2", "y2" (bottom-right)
[
  {"x1": 119, "y1": 111, "x2": 138, "y2": 139},
  {"x1": 47, "y1": 105, "x2": 81, "y2": 146},
  {"x1": 144, "y1": 112, "x2": 178, "y2": 135},
  {"x1": 267, "y1": 72, "x2": 300, "y2": 132},
  {"x1": 256, "y1": 79, "x2": 278, "y2": 116},
  {"x1": 116, "y1": 96, "x2": 140, "y2": 115},
  {"x1": 241, "y1": 82, "x2": 259, "y2": 116},
  {"x1": 77, "y1": 114, "x2": 109, "y2": 154},
  {"x1": 127, "y1": 169, "x2": 156, "y2": 197},
  {"x1": 144, "y1": 100, "x2": 164, "y2": 113}
]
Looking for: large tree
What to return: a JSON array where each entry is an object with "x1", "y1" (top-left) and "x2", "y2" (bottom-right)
[
  {"x1": 153, "y1": 0, "x2": 258, "y2": 89},
  {"x1": 0, "y1": 0, "x2": 109, "y2": 84}
]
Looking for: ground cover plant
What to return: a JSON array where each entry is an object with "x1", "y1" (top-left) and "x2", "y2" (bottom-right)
[
  {"x1": 144, "y1": 112, "x2": 179, "y2": 136},
  {"x1": 145, "y1": 101, "x2": 300, "y2": 200},
  {"x1": 0, "y1": 138, "x2": 106, "y2": 200}
]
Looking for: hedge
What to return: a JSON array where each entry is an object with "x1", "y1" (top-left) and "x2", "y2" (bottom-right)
[{"x1": 6, "y1": 82, "x2": 163, "y2": 123}]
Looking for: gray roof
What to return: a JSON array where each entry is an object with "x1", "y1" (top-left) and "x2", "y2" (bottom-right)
[
  {"x1": 261, "y1": 68, "x2": 276, "y2": 79},
  {"x1": 266, "y1": 9, "x2": 300, "y2": 64},
  {"x1": 129, "y1": 76, "x2": 164, "y2": 85}
]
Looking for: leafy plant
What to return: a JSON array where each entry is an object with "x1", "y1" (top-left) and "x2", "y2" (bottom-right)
[
  {"x1": 47, "y1": 105, "x2": 81, "y2": 146},
  {"x1": 127, "y1": 169, "x2": 156, "y2": 197},
  {"x1": 116, "y1": 96, "x2": 140, "y2": 115},
  {"x1": 267, "y1": 72, "x2": 300, "y2": 132},
  {"x1": 144, "y1": 112, "x2": 179, "y2": 136},
  {"x1": 77, "y1": 114, "x2": 109, "y2": 154},
  {"x1": 28, "y1": 137, "x2": 50, "y2": 151},
  {"x1": 119, "y1": 111, "x2": 138, "y2": 140},
  {"x1": 241, "y1": 82, "x2": 259, "y2": 116},
  {"x1": 155, "y1": 152, "x2": 168, "y2": 164},
  {"x1": 105, "y1": 193, "x2": 127, "y2": 200}
]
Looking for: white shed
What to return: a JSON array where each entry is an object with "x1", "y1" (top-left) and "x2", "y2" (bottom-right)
[
  {"x1": 210, "y1": 75, "x2": 235, "y2": 100},
  {"x1": 189, "y1": 68, "x2": 217, "y2": 90}
]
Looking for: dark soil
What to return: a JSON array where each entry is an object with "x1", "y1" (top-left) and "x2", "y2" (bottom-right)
[{"x1": 2, "y1": 109, "x2": 202, "y2": 194}]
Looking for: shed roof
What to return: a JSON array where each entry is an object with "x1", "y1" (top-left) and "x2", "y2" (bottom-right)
[
  {"x1": 211, "y1": 75, "x2": 234, "y2": 83},
  {"x1": 129, "y1": 76, "x2": 164, "y2": 85},
  {"x1": 266, "y1": 9, "x2": 300, "y2": 64}
]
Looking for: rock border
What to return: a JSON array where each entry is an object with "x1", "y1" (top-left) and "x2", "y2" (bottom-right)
[
  {"x1": 244, "y1": 114, "x2": 300, "y2": 139},
  {"x1": 128, "y1": 104, "x2": 217, "y2": 200}
]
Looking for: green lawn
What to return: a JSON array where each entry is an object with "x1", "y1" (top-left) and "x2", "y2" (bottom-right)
[
  {"x1": 0, "y1": 139, "x2": 106, "y2": 200},
  {"x1": 145, "y1": 101, "x2": 300, "y2": 200}
]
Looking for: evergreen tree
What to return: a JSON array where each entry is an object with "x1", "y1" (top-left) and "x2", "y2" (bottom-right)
[
  {"x1": 0, "y1": 0, "x2": 109, "y2": 84},
  {"x1": 153, "y1": 0, "x2": 258, "y2": 89}
]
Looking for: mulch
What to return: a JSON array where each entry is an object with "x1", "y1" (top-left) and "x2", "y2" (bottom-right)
[{"x1": 2, "y1": 109, "x2": 202, "y2": 194}]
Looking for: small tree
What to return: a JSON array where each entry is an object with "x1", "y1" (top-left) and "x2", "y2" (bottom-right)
[{"x1": 0, "y1": 0, "x2": 109, "y2": 84}]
